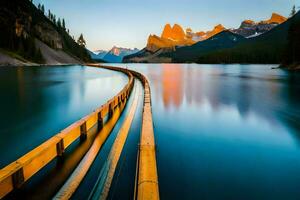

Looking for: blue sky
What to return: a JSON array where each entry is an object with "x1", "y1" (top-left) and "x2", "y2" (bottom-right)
[{"x1": 34, "y1": 0, "x2": 298, "y2": 51}]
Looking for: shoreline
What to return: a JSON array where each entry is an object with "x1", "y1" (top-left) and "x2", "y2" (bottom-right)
[
  {"x1": 0, "y1": 63, "x2": 84, "y2": 67},
  {"x1": 1, "y1": 62, "x2": 299, "y2": 72},
  {"x1": 278, "y1": 63, "x2": 300, "y2": 71}
]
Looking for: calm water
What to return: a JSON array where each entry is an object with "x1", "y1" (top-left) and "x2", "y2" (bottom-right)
[
  {"x1": 113, "y1": 64, "x2": 300, "y2": 200},
  {"x1": 0, "y1": 65, "x2": 128, "y2": 168},
  {"x1": 1, "y1": 64, "x2": 300, "y2": 200}
]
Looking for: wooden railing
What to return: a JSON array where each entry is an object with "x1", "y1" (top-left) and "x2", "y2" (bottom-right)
[
  {"x1": 130, "y1": 70, "x2": 160, "y2": 200},
  {"x1": 96, "y1": 65, "x2": 160, "y2": 200},
  {"x1": 0, "y1": 66, "x2": 134, "y2": 199}
]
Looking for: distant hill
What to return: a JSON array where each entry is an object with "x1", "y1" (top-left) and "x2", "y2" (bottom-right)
[
  {"x1": 87, "y1": 50, "x2": 107, "y2": 63},
  {"x1": 0, "y1": 0, "x2": 91, "y2": 65},
  {"x1": 281, "y1": 12, "x2": 300, "y2": 70},
  {"x1": 172, "y1": 31, "x2": 246, "y2": 62},
  {"x1": 91, "y1": 50, "x2": 107, "y2": 59},
  {"x1": 90, "y1": 46, "x2": 139, "y2": 63},
  {"x1": 173, "y1": 12, "x2": 299, "y2": 64}
]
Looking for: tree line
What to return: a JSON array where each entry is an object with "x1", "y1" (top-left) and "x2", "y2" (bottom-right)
[
  {"x1": 0, "y1": 0, "x2": 90, "y2": 63},
  {"x1": 282, "y1": 5, "x2": 300, "y2": 67},
  {"x1": 36, "y1": 2, "x2": 88, "y2": 49}
]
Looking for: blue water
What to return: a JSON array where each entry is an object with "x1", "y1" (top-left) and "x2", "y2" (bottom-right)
[
  {"x1": 112, "y1": 64, "x2": 300, "y2": 200},
  {"x1": 0, "y1": 65, "x2": 128, "y2": 168},
  {"x1": 1, "y1": 64, "x2": 300, "y2": 200}
]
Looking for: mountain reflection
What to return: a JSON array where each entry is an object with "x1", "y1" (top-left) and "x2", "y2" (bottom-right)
[
  {"x1": 146, "y1": 64, "x2": 300, "y2": 134},
  {"x1": 161, "y1": 64, "x2": 184, "y2": 109}
]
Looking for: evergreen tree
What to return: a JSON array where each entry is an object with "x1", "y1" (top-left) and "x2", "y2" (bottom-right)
[
  {"x1": 62, "y1": 19, "x2": 66, "y2": 30},
  {"x1": 41, "y1": 5, "x2": 45, "y2": 14},
  {"x1": 290, "y1": 5, "x2": 296, "y2": 17},
  {"x1": 57, "y1": 18, "x2": 61, "y2": 28},
  {"x1": 283, "y1": 15, "x2": 300, "y2": 65},
  {"x1": 77, "y1": 34, "x2": 86, "y2": 47}
]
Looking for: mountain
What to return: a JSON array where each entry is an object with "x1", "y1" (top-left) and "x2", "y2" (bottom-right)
[
  {"x1": 124, "y1": 23, "x2": 225, "y2": 63},
  {"x1": 146, "y1": 24, "x2": 194, "y2": 52},
  {"x1": 232, "y1": 13, "x2": 287, "y2": 38},
  {"x1": 264, "y1": 13, "x2": 287, "y2": 24},
  {"x1": 172, "y1": 12, "x2": 299, "y2": 64},
  {"x1": 172, "y1": 31, "x2": 246, "y2": 62},
  {"x1": 94, "y1": 50, "x2": 108, "y2": 59},
  {"x1": 201, "y1": 24, "x2": 226, "y2": 40},
  {"x1": 90, "y1": 46, "x2": 139, "y2": 63},
  {"x1": 0, "y1": 0, "x2": 91, "y2": 65},
  {"x1": 161, "y1": 24, "x2": 185, "y2": 41},
  {"x1": 124, "y1": 12, "x2": 287, "y2": 63},
  {"x1": 89, "y1": 50, "x2": 107, "y2": 61}
]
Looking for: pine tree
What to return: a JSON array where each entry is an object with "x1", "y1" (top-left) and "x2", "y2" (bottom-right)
[
  {"x1": 77, "y1": 34, "x2": 86, "y2": 47},
  {"x1": 57, "y1": 18, "x2": 61, "y2": 28},
  {"x1": 41, "y1": 5, "x2": 45, "y2": 14},
  {"x1": 283, "y1": 15, "x2": 300, "y2": 65},
  {"x1": 62, "y1": 19, "x2": 66, "y2": 30},
  {"x1": 291, "y1": 5, "x2": 296, "y2": 17}
]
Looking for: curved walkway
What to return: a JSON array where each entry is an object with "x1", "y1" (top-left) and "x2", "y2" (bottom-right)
[{"x1": 0, "y1": 66, "x2": 133, "y2": 199}]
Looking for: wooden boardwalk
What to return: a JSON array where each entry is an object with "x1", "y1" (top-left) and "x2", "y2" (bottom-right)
[
  {"x1": 0, "y1": 66, "x2": 134, "y2": 199},
  {"x1": 0, "y1": 65, "x2": 160, "y2": 200}
]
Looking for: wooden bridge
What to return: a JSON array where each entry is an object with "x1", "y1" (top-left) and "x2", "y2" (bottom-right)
[{"x1": 0, "y1": 65, "x2": 159, "y2": 200}]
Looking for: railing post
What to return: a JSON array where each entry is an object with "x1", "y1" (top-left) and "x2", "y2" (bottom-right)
[
  {"x1": 98, "y1": 112, "x2": 103, "y2": 131},
  {"x1": 118, "y1": 96, "x2": 121, "y2": 106},
  {"x1": 80, "y1": 122, "x2": 87, "y2": 141},
  {"x1": 56, "y1": 139, "x2": 65, "y2": 157},
  {"x1": 108, "y1": 103, "x2": 113, "y2": 119},
  {"x1": 12, "y1": 168, "x2": 24, "y2": 189}
]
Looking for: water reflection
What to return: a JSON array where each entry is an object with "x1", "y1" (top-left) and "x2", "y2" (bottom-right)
[
  {"x1": 161, "y1": 64, "x2": 184, "y2": 109},
  {"x1": 110, "y1": 63, "x2": 300, "y2": 200},
  {"x1": 0, "y1": 65, "x2": 128, "y2": 168},
  {"x1": 143, "y1": 64, "x2": 300, "y2": 134}
]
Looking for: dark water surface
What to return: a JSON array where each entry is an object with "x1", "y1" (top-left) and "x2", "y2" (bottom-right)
[
  {"x1": 0, "y1": 65, "x2": 128, "y2": 168},
  {"x1": 1, "y1": 64, "x2": 300, "y2": 200},
  {"x1": 112, "y1": 64, "x2": 300, "y2": 200}
]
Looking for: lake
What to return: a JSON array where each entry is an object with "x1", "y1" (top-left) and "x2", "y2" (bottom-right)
[
  {"x1": 0, "y1": 65, "x2": 128, "y2": 168},
  {"x1": 113, "y1": 63, "x2": 300, "y2": 200},
  {"x1": 1, "y1": 64, "x2": 300, "y2": 200}
]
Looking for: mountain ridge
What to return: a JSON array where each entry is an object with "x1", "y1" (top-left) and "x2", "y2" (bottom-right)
[
  {"x1": 172, "y1": 12, "x2": 299, "y2": 64},
  {"x1": 123, "y1": 12, "x2": 287, "y2": 63},
  {"x1": 89, "y1": 46, "x2": 139, "y2": 63}
]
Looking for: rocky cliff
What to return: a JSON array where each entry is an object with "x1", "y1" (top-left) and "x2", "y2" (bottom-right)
[
  {"x1": 124, "y1": 12, "x2": 287, "y2": 63},
  {"x1": 232, "y1": 13, "x2": 287, "y2": 38},
  {"x1": 146, "y1": 24, "x2": 194, "y2": 52},
  {"x1": 0, "y1": 0, "x2": 91, "y2": 65}
]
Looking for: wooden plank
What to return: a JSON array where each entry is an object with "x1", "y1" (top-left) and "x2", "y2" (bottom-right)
[{"x1": 0, "y1": 65, "x2": 134, "y2": 199}]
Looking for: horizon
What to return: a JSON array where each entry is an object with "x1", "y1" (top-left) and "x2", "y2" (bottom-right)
[{"x1": 34, "y1": 0, "x2": 298, "y2": 51}]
